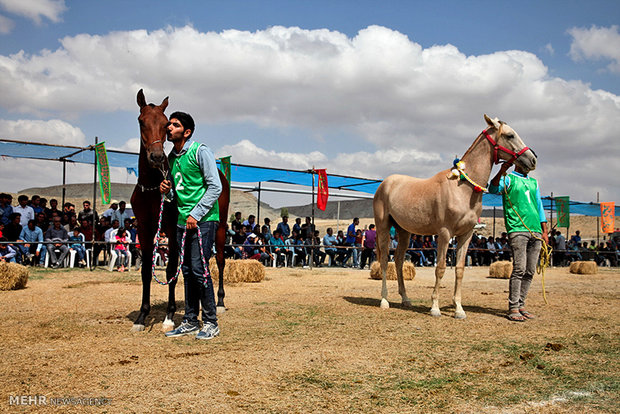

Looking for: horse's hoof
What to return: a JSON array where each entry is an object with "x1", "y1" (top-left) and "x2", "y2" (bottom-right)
[
  {"x1": 216, "y1": 306, "x2": 226, "y2": 315},
  {"x1": 162, "y1": 319, "x2": 175, "y2": 332},
  {"x1": 454, "y1": 311, "x2": 467, "y2": 320},
  {"x1": 380, "y1": 298, "x2": 390, "y2": 309},
  {"x1": 430, "y1": 309, "x2": 441, "y2": 317},
  {"x1": 131, "y1": 324, "x2": 145, "y2": 332},
  {"x1": 402, "y1": 300, "x2": 412, "y2": 308}
]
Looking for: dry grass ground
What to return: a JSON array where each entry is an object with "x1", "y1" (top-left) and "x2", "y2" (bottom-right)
[{"x1": 1, "y1": 264, "x2": 618, "y2": 413}]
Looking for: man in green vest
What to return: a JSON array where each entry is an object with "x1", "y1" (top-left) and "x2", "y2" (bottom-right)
[
  {"x1": 489, "y1": 162, "x2": 548, "y2": 322},
  {"x1": 160, "y1": 111, "x2": 222, "y2": 340}
]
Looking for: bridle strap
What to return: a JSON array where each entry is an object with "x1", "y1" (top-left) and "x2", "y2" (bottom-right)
[{"x1": 482, "y1": 128, "x2": 530, "y2": 165}]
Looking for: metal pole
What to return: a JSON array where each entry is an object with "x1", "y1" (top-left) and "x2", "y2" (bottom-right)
[
  {"x1": 91, "y1": 137, "x2": 98, "y2": 270},
  {"x1": 61, "y1": 159, "x2": 67, "y2": 209},
  {"x1": 550, "y1": 192, "x2": 554, "y2": 232},
  {"x1": 310, "y1": 169, "x2": 315, "y2": 269},
  {"x1": 597, "y1": 192, "x2": 600, "y2": 245},
  {"x1": 492, "y1": 206, "x2": 496, "y2": 239},
  {"x1": 257, "y1": 182, "x2": 261, "y2": 229}
]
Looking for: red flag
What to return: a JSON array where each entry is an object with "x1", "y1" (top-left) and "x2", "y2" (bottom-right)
[{"x1": 316, "y1": 169, "x2": 328, "y2": 211}]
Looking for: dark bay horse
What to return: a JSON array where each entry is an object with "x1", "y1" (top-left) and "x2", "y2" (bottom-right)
[{"x1": 131, "y1": 89, "x2": 230, "y2": 332}]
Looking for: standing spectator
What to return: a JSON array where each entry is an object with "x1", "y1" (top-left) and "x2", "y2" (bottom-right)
[
  {"x1": 102, "y1": 200, "x2": 119, "y2": 219},
  {"x1": 44, "y1": 217, "x2": 70, "y2": 268},
  {"x1": 62, "y1": 202, "x2": 76, "y2": 225},
  {"x1": 342, "y1": 217, "x2": 360, "y2": 266},
  {"x1": 489, "y1": 162, "x2": 548, "y2": 322},
  {"x1": 322, "y1": 227, "x2": 338, "y2": 266},
  {"x1": 231, "y1": 211, "x2": 243, "y2": 232},
  {"x1": 300, "y1": 216, "x2": 315, "y2": 240},
  {"x1": 112, "y1": 201, "x2": 131, "y2": 226},
  {"x1": 276, "y1": 215, "x2": 291, "y2": 240},
  {"x1": 570, "y1": 230, "x2": 581, "y2": 245},
  {"x1": 13, "y1": 195, "x2": 35, "y2": 227},
  {"x1": 68, "y1": 228, "x2": 87, "y2": 267},
  {"x1": 30, "y1": 195, "x2": 43, "y2": 215},
  {"x1": 0, "y1": 193, "x2": 13, "y2": 226},
  {"x1": 18, "y1": 219, "x2": 45, "y2": 266},
  {"x1": 78, "y1": 200, "x2": 99, "y2": 226},
  {"x1": 45, "y1": 199, "x2": 60, "y2": 222},
  {"x1": 292, "y1": 217, "x2": 302, "y2": 236},
  {"x1": 360, "y1": 224, "x2": 376, "y2": 269}
]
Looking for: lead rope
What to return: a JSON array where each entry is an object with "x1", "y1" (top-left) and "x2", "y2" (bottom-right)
[
  {"x1": 502, "y1": 173, "x2": 552, "y2": 304},
  {"x1": 151, "y1": 194, "x2": 210, "y2": 287}
]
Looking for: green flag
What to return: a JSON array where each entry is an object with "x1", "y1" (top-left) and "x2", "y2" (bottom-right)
[
  {"x1": 555, "y1": 196, "x2": 570, "y2": 228},
  {"x1": 95, "y1": 142, "x2": 111, "y2": 204},
  {"x1": 219, "y1": 156, "x2": 231, "y2": 186}
]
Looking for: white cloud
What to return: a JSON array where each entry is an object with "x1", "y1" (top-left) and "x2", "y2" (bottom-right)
[
  {"x1": 0, "y1": 25, "x2": 618, "y2": 202},
  {"x1": 108, "y1": 137, "x2": 140, "y2": 153},
  {"x1": 0, "y1": 0, "x2": 66, "y2": 25},
  {"x1": 568, "y1": 25, "x2": 620, "y2": 73},
  {"x1": 0, "y1": 118, "x2": 85, "y2": 145},
  {"x1": 543, "y1": 43, "x2": 554, "y2": 56},
  {"x1": 0, "y1": 13, "x2": 14, "y2": 33}
]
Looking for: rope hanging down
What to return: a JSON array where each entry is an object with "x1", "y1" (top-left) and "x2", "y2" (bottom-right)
[{"x1": 151, "y1": 194, "x2": 210, "y2": 287}]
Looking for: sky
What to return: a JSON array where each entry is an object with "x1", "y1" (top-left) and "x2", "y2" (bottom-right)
[{"x1": 0, "y1": 0, "x2": 619, "y2": 208}]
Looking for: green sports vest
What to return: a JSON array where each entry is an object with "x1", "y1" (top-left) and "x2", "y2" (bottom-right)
[
  {"x1": 170, "y1": 141, "x2": 219, "y2": 226},
  {"x1": 502, "y1": 173, "x2": 542, "y2": 234}
]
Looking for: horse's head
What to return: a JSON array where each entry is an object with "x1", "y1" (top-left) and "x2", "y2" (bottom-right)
[
  {"x1": 137, "y1": 89, "x2": 169, "y2": 169},
  {"x1": 483, "y1": 114, "x2": 537, "y2": 171}
]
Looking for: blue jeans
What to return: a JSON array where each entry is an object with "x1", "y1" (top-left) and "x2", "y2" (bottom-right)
[{"x1": 177, "y1": 221, "x2": 218, "y2": 327}]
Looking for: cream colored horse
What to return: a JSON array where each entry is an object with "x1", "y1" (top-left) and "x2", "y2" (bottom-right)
[{"x1": 373, "y1": 114, "x2": 537, "y2": 318}]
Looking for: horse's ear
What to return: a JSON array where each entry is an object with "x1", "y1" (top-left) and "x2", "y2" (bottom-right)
[
  {"x1": 160, "y1": 96, "x2": 169, "y2": 112},
  {"x1": 484, "y1": 114, "x2": 500, "y2": 129},
  {"x1": 137, "y1": 89, "x2": 147, "y2": 109}
]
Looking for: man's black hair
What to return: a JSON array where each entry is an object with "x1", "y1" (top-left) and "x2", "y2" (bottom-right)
[{"x1": 169, "y1": 111, "x2": 195, "y2": 138}]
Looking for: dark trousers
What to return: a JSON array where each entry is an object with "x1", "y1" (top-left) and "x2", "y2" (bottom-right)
[
  {"x1": 177, "y1": 221, "x2": 218, "y2": 327},
  {"x1": 360, "y1": 247, "x2": 375, "y2": 269}
]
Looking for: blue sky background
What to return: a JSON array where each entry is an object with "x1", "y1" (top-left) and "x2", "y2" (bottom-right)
[{"x1": 0, "y1": 0, "x2": 619, "y2": 208}]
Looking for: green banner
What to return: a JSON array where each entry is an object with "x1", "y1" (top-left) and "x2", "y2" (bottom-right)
[
  {"x1": 555, "y1": 196, "x2": 570, "y2": 228},
  {"x1": 219, "y1": 156, "x2": 231, "y2": 186},
  {"x1": 95, "y1": 142, "x2": 111, "y2": 204}
]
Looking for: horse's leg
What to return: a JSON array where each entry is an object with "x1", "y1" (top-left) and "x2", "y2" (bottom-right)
[
  {"x1": 132, "y1": 242, "x2": 153, "y2": 331},
  {"x1": 374, "y1": 210, "x2": 392, "y2": 309},
  {"x1": 453, "y1": 231, "x2": 474, "y2": 319},
  {"x1": 394, "y1": 227, "x2": 412, "y2": 307},
  {"x1": 431, "y1": 229, "x2": 451, "y2": 317},
  {"x1": 215, "y1": 223, "x2": 226, "y2": 314}
]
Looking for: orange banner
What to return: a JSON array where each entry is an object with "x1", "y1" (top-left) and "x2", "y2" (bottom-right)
[{"x1": 600, "y1": 202, "x2": 615, "y2": 233}]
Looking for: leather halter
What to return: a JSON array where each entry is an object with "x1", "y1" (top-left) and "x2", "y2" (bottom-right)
[{"x1": 482, "y1": 128, "x2": 530, "y2": 165}]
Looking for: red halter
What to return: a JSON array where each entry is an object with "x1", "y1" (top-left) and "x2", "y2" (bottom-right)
[{"x1": 482, "y1": 128, "x2": 531, "y2": 165}]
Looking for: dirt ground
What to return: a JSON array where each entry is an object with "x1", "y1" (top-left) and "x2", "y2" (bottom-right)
[{"x1": 1, "y1": 264, "x2": 618, "y2": 413}]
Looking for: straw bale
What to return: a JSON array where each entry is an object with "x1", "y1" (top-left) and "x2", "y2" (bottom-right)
[
  {"x1": 569, "y1": 261, "x2": 598, "y2": 275},
  {"x1": 209, "y1": 258, "x2": 265, "y2": 283},
  {"x1": 0, "y1": 262, "x2": 29, "y2": 290},
  {"x1": 489, "y1": 261, "x2": 513, "y2": 279},
  {"x1": 369, "y1": 262, "x2": 416, "y2": 280}
]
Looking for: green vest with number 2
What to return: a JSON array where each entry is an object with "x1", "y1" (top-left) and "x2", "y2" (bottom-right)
[{"x1": 170, "y1": 141, "x2": 219, "y2": 226}]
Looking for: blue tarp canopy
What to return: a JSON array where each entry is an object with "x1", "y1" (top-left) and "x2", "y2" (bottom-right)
[{"x1": 0, "y1": 139, "x2": 614, "y2": 217}]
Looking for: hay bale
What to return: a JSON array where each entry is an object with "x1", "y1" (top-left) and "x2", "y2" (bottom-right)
[
  {"x1": 369, "y1": 262, "x2": 416, "y2": 280},
  {"x1": 208, "y1": 258, "x2": 265, "y2": 283},
  {"x1": 569, "y1": 261, "x2": 598, "y2": 275},
  {"x1": 489, "y1": 260, "x2": 513, "y2": 279},
  {"x1": 0, "y1": 262, "x2": 29, "y2": 290}
]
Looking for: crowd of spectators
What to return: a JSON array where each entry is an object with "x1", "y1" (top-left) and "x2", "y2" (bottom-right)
[
  {"x1": 0, "y1": 194, "x2": 139, "y2": 269},
  {"x1": 1, "y1": 194, "x2": 618, "y2": 269}
]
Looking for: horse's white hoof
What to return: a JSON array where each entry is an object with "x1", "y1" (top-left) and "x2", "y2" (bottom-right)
[
  {"x1": 162, "y1": 320, "x2": 175, "y2": 332},
  {"x1": 216, "y1": 306, "x2": 226, "y2": 315},
  {"x1": 430, "y1": 308, "x2": 442, "y2": 317},
  {"x1": 454, "y1": 311, "x2": 467, "y2": 320},
  {"x1": 380, "y1": 298, "x2": 390, "y2": 309},
  {"x1": 131, "y1": 324, "x2": 145, "y2": 332}
]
